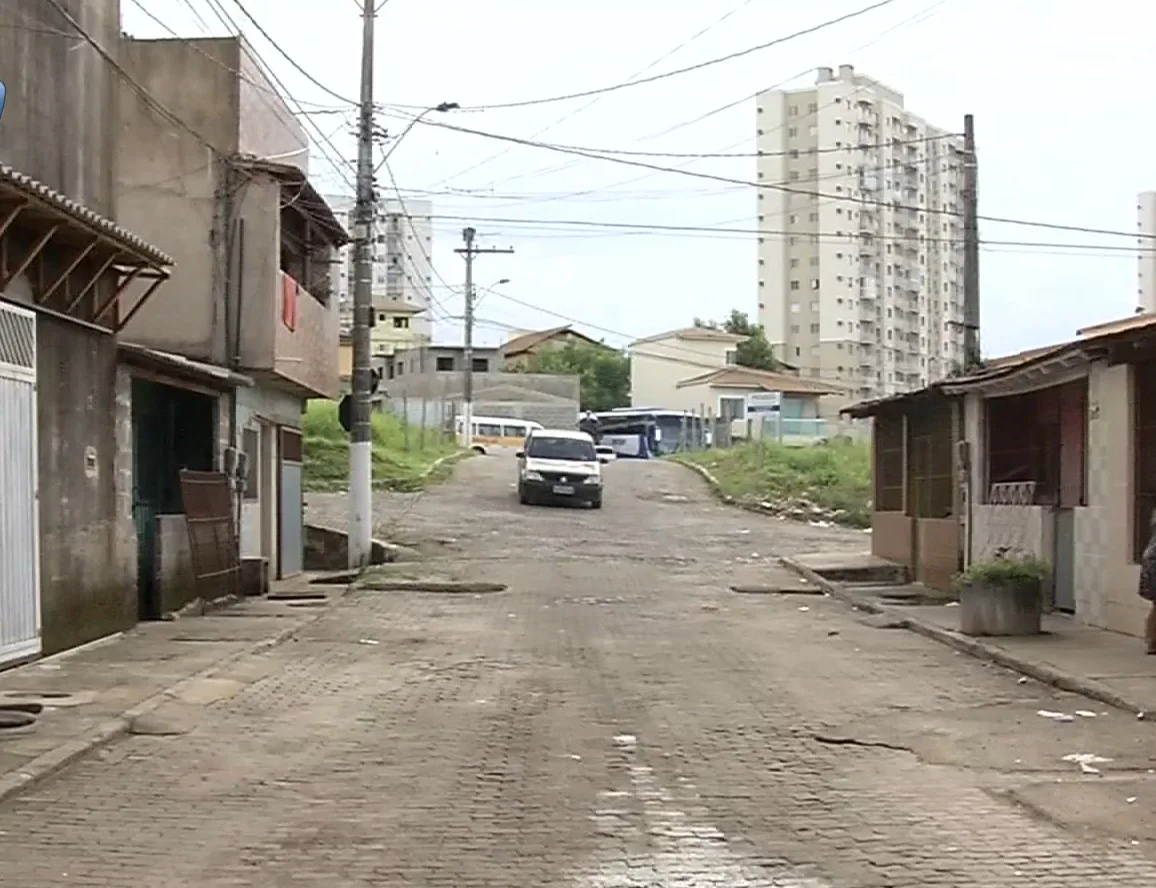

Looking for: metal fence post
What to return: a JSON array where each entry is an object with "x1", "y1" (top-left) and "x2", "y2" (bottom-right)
[
  {"x1": 420, "y1": 396, "x2": 427, "y2": 451},
  {"x1": 402, "y1": 394, "x2": 410, "y2": 451}
]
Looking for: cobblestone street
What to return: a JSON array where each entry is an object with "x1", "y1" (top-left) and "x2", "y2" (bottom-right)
[{"x1": 3, "y1": 455, "x2": 1156, "y2": 885}]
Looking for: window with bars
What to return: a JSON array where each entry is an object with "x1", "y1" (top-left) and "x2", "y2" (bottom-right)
[{"x1": 874, "y1": 413, "x2": 905, "y2": 512}]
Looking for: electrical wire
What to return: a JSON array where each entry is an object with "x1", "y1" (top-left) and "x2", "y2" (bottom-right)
[
  {"x1": 376, "y1": 160, "x2": 458, "y2": 320},
  {"x1": 459, "y1": 0, "x2": 952, "y2": 192},
  {"x1": 122, "y1": 0, "x2": 342, "y2": 140},
  {"x1": 411, "y1": 138, "x2": 953, "y2": 214},
  {"x1": 195, "y1": 0, "x2": 358, "y2": 192},
  {"x1": 452, "y1": 0, "x2": 899, "y2": 112},
  {"x1": 218, "y1": 0, "x2": 359, "y2": 106},
  {"x1": 425, "y1": 0, "x2": 758, "y2": 186},
  {"x1": 411, "y1": 116, "x2": 1156, "y2": 241},
  {"x1": 418, "y1": 212, "x2": 1150, "y2": 255}
]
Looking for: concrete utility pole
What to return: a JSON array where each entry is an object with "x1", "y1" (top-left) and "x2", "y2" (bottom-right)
[
  {"x1": 961, "y1": 113, "x2": 981, "y2": 371},
  {"x1": 348, "y1": 0, "x2": 376, "y2": 568},
  {"x1": 454, "y1": 227, "x2": 513, "y2": 449}
]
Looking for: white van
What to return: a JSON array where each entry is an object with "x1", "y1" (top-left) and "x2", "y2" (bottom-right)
[{"x1": 516, "y1": 428, "x2": 602, "y2": 509}]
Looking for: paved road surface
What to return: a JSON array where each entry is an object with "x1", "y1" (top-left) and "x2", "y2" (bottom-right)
[{"x1": 2, "y1": 455, "x2": 1156, "y2": 885}]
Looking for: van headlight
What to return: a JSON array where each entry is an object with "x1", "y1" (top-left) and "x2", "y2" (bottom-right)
[
  {"x1": 583, "y1": 474, "x2": 602, "y2": 485},
  {"x1": 524, "y1": 470, "x2": 543, "y2": 481}
]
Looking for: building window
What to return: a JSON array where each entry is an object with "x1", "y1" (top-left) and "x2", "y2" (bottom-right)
[
  {"x1": 393, "y1": 316, "x2": 409, "y2": 329},
  {"x1": 725, "y1": 350, "x2": 737, "y2": 366},
  {"x1": 790, "y1": 280, "x2": 800, "y2": 291},
  {"x1": 436, "y1": 356, "x2": 454, "y2": 371},
  {"x1": 985, "y1": 380, "x2": 1086, "y2": 508},
  {"x1": 718, "y1": 396, "x2": 746, "y2": 421},
  {"x1": 472, "y1": 358, "x2": 489, "y2": 372}
]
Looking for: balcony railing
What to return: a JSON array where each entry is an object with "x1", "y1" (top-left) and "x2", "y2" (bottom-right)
[{"x1": 273, "y1": 271, "x2": 340, "y2": 399}]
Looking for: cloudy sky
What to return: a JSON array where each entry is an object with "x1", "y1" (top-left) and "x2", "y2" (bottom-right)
[{"x1": 125, "y1": 0, "x2": 1155, "y2": 356}]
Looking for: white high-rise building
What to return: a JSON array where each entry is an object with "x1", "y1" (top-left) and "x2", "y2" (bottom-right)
[
  {"x1": 1137, "y1": 192, "x2": 1156, "y2": 314},
  {"x1": 756, "y1": 64, "x2": 967, "y2": 407},
  {"x1": 327, "y1": 196, "x2": 436, "y2": 339}
]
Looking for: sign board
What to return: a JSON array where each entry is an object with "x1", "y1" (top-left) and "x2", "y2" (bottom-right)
[{"x1": 747, "y1": 391, "x2": 782, "y2": 414}]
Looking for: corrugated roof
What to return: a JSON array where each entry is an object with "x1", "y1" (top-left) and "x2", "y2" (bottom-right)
[
  {"x1": 118, "y1": 342, "x2": 252, "y2": 388},
  {"x1": 631, "y1": 326, "x2": 749, "y2": 346},
  {"x1": 677, "y1": 365, "x2": 844, "y2": 395},
  {"x1": 841, "y1": 311, "x2": 1156, "y2": 417},
  {"x1": 0, "y1": 163, "x2": 172, "y2": 266}
]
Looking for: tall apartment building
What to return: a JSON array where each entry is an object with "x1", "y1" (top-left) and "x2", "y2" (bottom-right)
[
  {"x1": 328, "y1": 196, "x2": 435, "y2": 340},
  {"x1": 1137, "y1": 192, "x2": 1156, "y2": 314},
  {"x1": 756, "y1": 64, "x2": 967, "y2": 407}
]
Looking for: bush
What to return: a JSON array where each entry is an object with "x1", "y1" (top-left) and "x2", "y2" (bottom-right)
[
  {"x1": 678, "y1": 439, "x2": 871, "y2": 527},
  {"x1": 302, "y1": 400, "x2": 460, "y2": 491},
  {"x1": 953, "y1": 552, "x2": 1048, "y2": 590}
]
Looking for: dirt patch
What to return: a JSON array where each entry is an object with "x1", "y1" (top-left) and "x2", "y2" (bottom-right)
[
  {"x1": 1006, "y1": 778, "x2": 1156, "y2": 846},
  {"x1": 823, "y1": 701, "x2": 1156, "y2": 773}
]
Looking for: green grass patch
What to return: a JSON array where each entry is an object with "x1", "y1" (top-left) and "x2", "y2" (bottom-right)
[
  {"x1": 676, "y1": 439, "x2": 871, "y2": 528},
  {"x1": 303, "y1": 400, "x2": 463, "y2": 492}
]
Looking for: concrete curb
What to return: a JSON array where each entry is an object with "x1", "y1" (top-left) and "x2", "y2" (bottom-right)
[
  {"x1": 418, "y1": 448, "x2": 472, "y2": 483},
  {"x1": 780, "y1": 556, "x2": 1148, "y2": 717},
  {"x1": 0, "y1": 597, "x2": 334, "y2": 804}
]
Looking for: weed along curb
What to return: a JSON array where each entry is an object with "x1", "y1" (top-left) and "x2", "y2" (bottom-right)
[
  {"x1": 358, "y1": 579, "x2": 507, "y2": 594},
  {"x1": 0, "y1": 597, "x2": 337, "y2": 806},
  {"x1": 779, "y1": 555, "x2": 1149, "y2": 718},
  {"x1": 668, "y1": 458, "x2": 733, "y2": 503},
  {"x1": 419, "y1": 449, "x2": 473, "y2": 483}
]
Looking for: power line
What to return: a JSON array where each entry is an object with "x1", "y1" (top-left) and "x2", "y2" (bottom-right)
[
  {"x1": 418, "y1": 212, "x2": 1152, "y2": 254},
  {"x1": 408, "y1": 139, "x2": 951, "y2": 214},
  {"x1": 453, "y1": 0, "x2": 899, "y2": 112},
  {"x1": 122, "y1": 0, "x2": 343, "y2": 138},
  {"x1": 412, "y1": 116, "x2": 1156, "y2": 241},
  {"x1": 219, "y1": 0, "x2": 359, "y2": 105},
  {"x1": 43, "y1": 0, "x2": 221, "y2": 152},
  {"x1": 426, "y1": 0, "x2": 757, "y2": 187},
  {"x1": 459, "y1": 0, "x2": 952, "y2": 192}
]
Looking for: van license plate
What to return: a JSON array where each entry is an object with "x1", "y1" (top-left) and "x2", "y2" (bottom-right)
[{"x1": 552, "y1": 484, "x2": 574, "y2": 495}]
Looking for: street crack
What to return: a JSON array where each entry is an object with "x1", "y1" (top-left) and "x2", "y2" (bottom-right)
[{"x1": 811, "y1": 732, "x2": 915, "y2": 754}]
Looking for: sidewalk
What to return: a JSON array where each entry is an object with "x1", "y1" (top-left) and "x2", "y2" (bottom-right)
[
  {"x1": 0, "y1": 576, "x2": 344, "y2": 802},
  {"x1": 783, "y1": 553, "x2": 1156, "y2": 717}
]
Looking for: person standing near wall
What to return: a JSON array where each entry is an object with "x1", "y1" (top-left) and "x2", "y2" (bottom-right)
[{"x1": 1140, "y1": 507, "x2": 1156, "y2": 654}]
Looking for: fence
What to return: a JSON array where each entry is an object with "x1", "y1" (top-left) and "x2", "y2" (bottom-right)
[{"x1": 743, "y1": 415, "x2": 870, "y2": 445}]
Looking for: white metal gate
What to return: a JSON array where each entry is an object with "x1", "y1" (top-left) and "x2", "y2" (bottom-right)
[{"x1": 0, "y1": 301, "x2": 39, "y2": 666}]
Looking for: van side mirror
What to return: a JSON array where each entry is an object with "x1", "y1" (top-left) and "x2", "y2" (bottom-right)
[{"x1": 515, "y1": 450, "x2": 524, "y2": 458}]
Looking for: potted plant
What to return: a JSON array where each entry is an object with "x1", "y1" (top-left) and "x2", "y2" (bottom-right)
[{"x1": 953, "y1": 550, "x2": 1049, "y2": 637}]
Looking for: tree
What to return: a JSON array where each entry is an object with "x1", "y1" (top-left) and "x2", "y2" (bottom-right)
[
  {"x1": 693, "y1": 309, "x2": 782, "y2": 371},
  {"x1": 521, "y1": 341, "x2": 630, "y2": 412}
]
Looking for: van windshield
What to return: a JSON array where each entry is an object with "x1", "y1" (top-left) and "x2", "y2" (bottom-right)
[{"x1": 526, "y1": 436, "x2": 596, "y2": 462}]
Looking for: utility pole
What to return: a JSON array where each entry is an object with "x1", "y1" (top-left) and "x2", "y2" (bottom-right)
[
  {"x1": 961, "y1": 113, "x2": 981, "y2": 371},
  {"x1": 348, "y1": 0, "x2": 376, "y2": 568},
  {"x1": 454, "y1": 227, "x2": 513, "y2": 449}
]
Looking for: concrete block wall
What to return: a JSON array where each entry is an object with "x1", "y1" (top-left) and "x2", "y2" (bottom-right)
[
  {"x1": 155, "y1": 515, "x2": 198, "y2": 614},
  {"x1": 0, "y1": 0, "x2": 119, "y2": 215},
  {"x1": 38, "y1": 317, "x2": 136, "y2": 654}
]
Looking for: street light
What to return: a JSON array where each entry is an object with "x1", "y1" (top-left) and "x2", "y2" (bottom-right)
[
  {"x1": 475, "y1": 277, "x2": 510, "y2": 307},
  {"x1": 378, "y1": 101, "x2": 460, "y2": 168}
]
